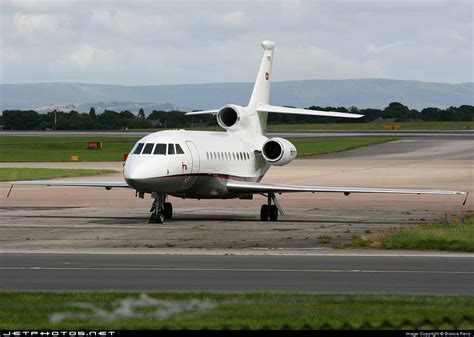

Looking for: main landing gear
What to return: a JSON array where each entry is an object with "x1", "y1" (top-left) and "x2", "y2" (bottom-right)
[
  {"x1": 149, "y1": 193, "x2": 173, "y2": 223},
  {"x1": 260, "y1": 192, "x2": 283, "y2": 221}
]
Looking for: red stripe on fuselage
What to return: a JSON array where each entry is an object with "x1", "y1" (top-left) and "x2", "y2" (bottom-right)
[{"x1": 154, "y1": 173, "x2": 260, "y2": 182}]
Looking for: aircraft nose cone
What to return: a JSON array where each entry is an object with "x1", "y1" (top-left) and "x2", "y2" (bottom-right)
[{"x1": 123, "y1": 157, "x2": 145, "y2": 180}]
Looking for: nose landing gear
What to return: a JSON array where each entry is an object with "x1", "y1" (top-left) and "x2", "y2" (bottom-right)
[
  {"x1": 149, "y1": 193, "x2": 173, "y2": 223},
  {"x1": 260, "y1": 193, "x2": 284, "y2": 221}
]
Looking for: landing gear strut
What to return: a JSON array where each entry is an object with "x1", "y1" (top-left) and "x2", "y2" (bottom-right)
[
  {"x1": 149, "y1": 193, "x2": 173, "y2": 223},
  {"x1": 260, "y1": 193, "x2": 281, "y2": 221}
]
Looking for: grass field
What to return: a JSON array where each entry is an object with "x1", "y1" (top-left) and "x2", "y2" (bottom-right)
[
  {"x1": 190, "y1": 121, "x2": 474, "y2": 132},
  {"x1": 291, "y1": 137, "x2": 394, "y2": 157},
  {"x1": 342, "y1": 213, "x2": 474, "y2": 252},
  {"x1": 0, "y1": 136, "x2": 393, "y2": 161},
  {"x1": 0, "y1": 136, "x2": 137, "y2": 162},
  {"x1": 0, "y1": 292, "x2": 472, "y2": 330},
  {"x1": 0, "y1": 168, "x2": 118, "y2": 182},
  {"x1": 266, "y1": 121, "x2": 474, "y2": 131}
]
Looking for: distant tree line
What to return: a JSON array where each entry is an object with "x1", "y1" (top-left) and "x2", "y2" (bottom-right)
[{"x1": 1, "y1": 103, "x2": 472, "y2": 130}]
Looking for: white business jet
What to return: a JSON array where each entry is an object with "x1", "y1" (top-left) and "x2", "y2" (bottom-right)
[{"x1": 13, "y1": 41, "x2": 467, "y2": 223}]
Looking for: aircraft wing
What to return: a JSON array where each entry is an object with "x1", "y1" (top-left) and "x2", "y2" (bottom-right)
[
  {"x1": 11, "y1": 181, "x2": 130, "y2": 188},
  {"x1": 227, "y1": 181, "x2": 468, "y2": 204},
  {"x1": 256, "y1": 104, "x2": 363, "y2": 119}
]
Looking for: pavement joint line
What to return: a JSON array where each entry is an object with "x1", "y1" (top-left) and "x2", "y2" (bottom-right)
[
  {"x1": 0, "y1": 266, "x2": 473, "y2": 274},
  {"x1": 0, "y1": 249, "x2": 473, "y2": 257}
]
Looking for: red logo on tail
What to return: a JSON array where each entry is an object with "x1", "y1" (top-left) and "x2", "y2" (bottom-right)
[{"x1": 265, "y1": 72, "x2": 269, "y2": 80}]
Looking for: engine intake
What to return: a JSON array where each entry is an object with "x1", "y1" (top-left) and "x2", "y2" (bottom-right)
[
  {"x1": 216, "y1": 105, "x2": 242, "y2": 129},
  {"x1": 262, "y1": 137, "x2": 297, "y2": 166}
]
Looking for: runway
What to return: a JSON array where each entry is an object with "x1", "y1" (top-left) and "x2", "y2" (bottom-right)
[{"x1": 1, "y1": 252, "x2": 472, "y2": 294}]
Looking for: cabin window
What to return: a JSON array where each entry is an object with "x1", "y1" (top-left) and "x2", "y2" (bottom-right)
[
  {"x1": 232, "y1": 153, "x2": 236, "y2": 160},
  {"x1": 206, "y1": 152, "x2": 209, "y2": 160},
  {"x1": 176, "y1": 144, "x2": 184, "y2": 154},
  {"x1": 142, "y1": 143, "x2": 154, "y2": 154},
  {"x1": 133, "y1": 143, "x2": 144, "y2": 154},
  {"x1": 168, "y1": 144, "x2": 175, "y2": 155},
  {"x1": 153, "y1": 144, "x2": 166, "y2": 155}
]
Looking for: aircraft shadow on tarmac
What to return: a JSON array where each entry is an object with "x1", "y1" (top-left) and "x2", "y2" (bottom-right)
[{"x1": 3, "y1": 212, "x2": 427, "y2": 226}]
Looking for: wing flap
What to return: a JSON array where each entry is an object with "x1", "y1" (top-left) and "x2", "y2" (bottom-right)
[{"x1": 256, "y1": 104, "x2": 363, "y2": 119}]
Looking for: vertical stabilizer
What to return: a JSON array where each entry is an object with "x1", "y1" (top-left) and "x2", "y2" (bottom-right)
[{"x1": 248, "y1": 40, "x2": 275, "y2": 109}]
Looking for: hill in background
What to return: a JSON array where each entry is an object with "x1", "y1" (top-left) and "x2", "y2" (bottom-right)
[{"x1": 1, "y1": 79, "x2": 473, "y2": 112}]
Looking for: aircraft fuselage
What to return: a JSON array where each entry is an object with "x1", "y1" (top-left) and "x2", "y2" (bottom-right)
[{"x1": 124, "y1": 129, "x2": 270, "y2": 199}]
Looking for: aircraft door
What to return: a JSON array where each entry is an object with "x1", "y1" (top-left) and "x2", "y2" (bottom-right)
[{"x1": 183, "y1": 141, "x2": 200, "y2": 189}]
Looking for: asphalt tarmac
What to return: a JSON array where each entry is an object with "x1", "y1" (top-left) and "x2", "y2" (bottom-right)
[
  {"x1": 1, "y1": 252, "x2": 472, "y2": 294},
  {"x1": 1, "y1": 134, "x2": 472, "y2": 294}
]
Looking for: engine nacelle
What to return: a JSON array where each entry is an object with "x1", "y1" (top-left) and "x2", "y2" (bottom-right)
[
  {"x1": 262, "y1": 137, "x2": 297, "y2": 166},
  {"x1": 216, "y1": 104, "x2": 244, "y2": 129}
]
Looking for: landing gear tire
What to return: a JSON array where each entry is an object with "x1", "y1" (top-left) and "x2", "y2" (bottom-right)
[
  {"x1": 156, "y1": 212, "x2": 165, "y2": 224},
  {"x1": 269, "y1": 205, "x2": 278, "y2": 221},
  {"x1": 260, "y1": 204, "x2": 269, "y2": 221},
  {"x1": 149, "y1": 212, "x2": 156, "y2": 223},
  {"x1": 149, "y1": 193, "x2": 166, "y2": 224},
  {"x1": 150, "y1": 210, "x2": 165, "y2": 223},
  {"x1": 164, "y1": 202, "x2": 173, "y2": 219}
]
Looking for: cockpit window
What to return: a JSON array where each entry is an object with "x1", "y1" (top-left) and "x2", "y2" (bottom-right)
[
  {"x1": 168, "y1": 143, "x2": 175, "y2": 155},
  {"x1": 133, "y1": 143, "x2": 144, "y2": 154},
  {"x1": 176, "y1": 144, "x2": 184, "y2": 154},
  {"x1": 142, "y1": 143, "x2": 154, "y2": 154},
  {"x1": 153, "y1": 143, "x2": 166, "y2": 155}
]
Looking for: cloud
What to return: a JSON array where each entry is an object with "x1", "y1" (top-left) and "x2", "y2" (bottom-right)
[
  {"x1": 14, "y1": 13, "x2": 66, "y2": 35},
  {"x1": 367, "y1": 42, "x2": 406, "y2": 55},
  {"x1": 1, "y1": 0, "x2": 472, "y2": 84}
]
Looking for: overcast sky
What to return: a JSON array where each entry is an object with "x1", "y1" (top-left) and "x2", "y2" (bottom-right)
[{"x1": 1, "y1": 0, "x2": 472, "y2": 85}]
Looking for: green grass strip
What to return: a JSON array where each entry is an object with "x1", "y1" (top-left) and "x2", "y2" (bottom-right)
[
  {"x1": 0, "y1": 292, "x2": 472, "y2": 330},
  {"x1": 289, "y1": 137, "x2": 395, "y2": 157},
  {"x1": 0, "y1": 168, "x2": 118, "y2": 182},
  {"x1": 0, "y1": 136, "x2": 137, "y2": 162},
  {"x1": 0, "y1": 136, "x2": 394, "y2": 161},
  {"x1": 342, "y1": 214, "x2": 474, "y2": 252},
  {"x1": 267, "y1": 121, "x2": 474, "y2": 131}
]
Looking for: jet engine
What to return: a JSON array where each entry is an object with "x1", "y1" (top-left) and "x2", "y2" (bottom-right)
[
  {"x1": 262, "y1": 137, "x2": 297, "y2": 166},
  {"x1": 216, "y1": 104, "x2": 244, "y2": 129}
]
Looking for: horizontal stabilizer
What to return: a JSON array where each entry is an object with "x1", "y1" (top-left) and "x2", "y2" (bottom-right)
[
  {"x1": 257, "y1": 104, "x2": 363, "y2": 119},
  {"x1": 185, "y1": 109, "x2": 219, "y2": 116}
]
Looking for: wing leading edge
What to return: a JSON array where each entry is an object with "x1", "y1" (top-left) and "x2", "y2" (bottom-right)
[
  {"x1": 7, "y1": 181, "x2": 130, "y2": 198},
  {"x1": 11, "y1": 181, "x2": 130, "y2": 188},
  {"x1": 227, "y1": 181, "x2": 468, "y2": 204}
]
